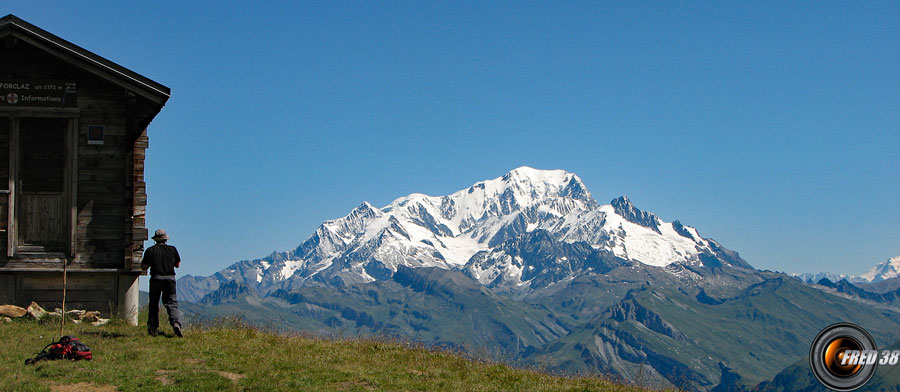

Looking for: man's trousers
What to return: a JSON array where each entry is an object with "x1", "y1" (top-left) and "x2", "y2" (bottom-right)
[{"x1": 148, "y1": 276, "x2": 182, "y2": 330}]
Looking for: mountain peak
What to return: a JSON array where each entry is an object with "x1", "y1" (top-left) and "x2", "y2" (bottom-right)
[
  {"x1": 503, "y1": 166, "x2": 572, "y2": 182},
  {"x1": 357, "y1": 201, "x2": 377, "y2": 211},
  {"x1": 491, "y1": 167, "x2": 592, "y2": 204},
  {"x1": 860, "y1": 255, "x2": 900, "y2": 282},
  {"x1": 610, "y1": 196, "x2": 661, "y2": 233},
  {"x1": 612, "y1": 195, "x2": 631, "y2": 205}
]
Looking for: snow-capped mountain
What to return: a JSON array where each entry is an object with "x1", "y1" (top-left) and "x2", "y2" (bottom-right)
[
  {"x1": 793, "y1": 272, "x2": 862, "y2": 285},
  {"x1": 178, "y1": 167, "x2": 751, "y2": 301},
  {"x1": 860, "y1": 256, "x2": 900, "y2": 283},
  {"x1": 791, "y1": 256, "x2": 900, "y2": 288},
  {"x1": 793, "y1": 256, "x2": 900, "y2": 288}
]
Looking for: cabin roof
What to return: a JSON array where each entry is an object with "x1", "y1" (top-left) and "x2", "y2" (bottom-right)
[{"x1": 0, "y1": 14, "x2": 170, "y2": 106}]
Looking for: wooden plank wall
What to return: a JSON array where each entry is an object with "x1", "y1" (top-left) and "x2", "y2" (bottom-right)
[
  {"x1": 0, "y1": 273, "x2": 13, "y2": 304},
  {"x1": 125, "y1": 128, "x2": 148, "y2": 270},
  {"x1": 16, "y1": 272, "x2": 116, "y2": 315},
  {"x1": 74, "y1": 81, "x2": 128, "y2": 268},
  {"x1": 0, "y1": 32, "x2": 158, "y2": 271}
]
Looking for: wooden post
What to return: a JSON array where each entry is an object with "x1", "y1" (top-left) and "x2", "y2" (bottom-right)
[
  {"x1": 7, "y1": 117, "x2": 16, "y2": 258},
  {"x1": 59, "y1": 259, "x2": 67, "y2": 339}
]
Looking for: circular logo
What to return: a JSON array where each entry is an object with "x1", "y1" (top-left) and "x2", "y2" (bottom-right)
[
  {"x1": 810, "y1": 323, "x2": 878, "y2": 391},
  {"x1": 6, "y1": 92, "x2": 18, "y2": 104}
]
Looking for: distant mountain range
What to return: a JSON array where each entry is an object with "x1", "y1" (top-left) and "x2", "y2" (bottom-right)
[
  {"x1": 174, "y1": 167, "x2": 900, "y2": 391},
  {"x1": 793, "y1": 255, "x2": 900, "y2": 290}
]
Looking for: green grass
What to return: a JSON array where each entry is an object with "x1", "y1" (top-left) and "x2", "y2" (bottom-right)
[{"x1": 1, "y1": 313, "x2": 651, "y2": 392}]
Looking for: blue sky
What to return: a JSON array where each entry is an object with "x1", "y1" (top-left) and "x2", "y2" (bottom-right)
[{"x1": 7, "y1": 2, "x2": 898, "y2": 280}]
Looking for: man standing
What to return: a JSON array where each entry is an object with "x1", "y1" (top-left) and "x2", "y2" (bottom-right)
[{"x1": 141, "y1": 229, "x2": 183, "y2": 337}]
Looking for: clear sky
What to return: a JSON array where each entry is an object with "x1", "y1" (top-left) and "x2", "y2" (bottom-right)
[{"x1": 6, "y1": 1, "x2": 898, "y2": 282}]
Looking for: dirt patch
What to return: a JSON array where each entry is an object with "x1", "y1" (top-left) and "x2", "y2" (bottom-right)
[
  {"x1": 155, "y1": 370, "x2": 175, "y2": 386},
  {"x1": 48, "y1": 382, "x2": 118, "y2": 392},
  {"x1": 215, "y1": 371, "x2": 246, "y2": 383},
  {"x1": 184, "y1": 358, "x2": 204, "y2": 365},
  {"x1": 335, "y1": 380, "x2": 375, "y2": 391},
  {"x1": 408, "y1": 369, "x2": 428, "y2": 376}
]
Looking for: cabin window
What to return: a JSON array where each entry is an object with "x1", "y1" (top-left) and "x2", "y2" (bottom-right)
[{"x1": 19, "y1": 118, "x2": 66, "y2": 193}]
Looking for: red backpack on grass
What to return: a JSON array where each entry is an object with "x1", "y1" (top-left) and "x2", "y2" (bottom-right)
[{"x1": 25, "y1": 336, "x2": 92, "y2": 365}]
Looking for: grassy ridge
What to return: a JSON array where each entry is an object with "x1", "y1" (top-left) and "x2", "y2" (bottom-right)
[{"x1": 0, "y1": 315, "x2": 650, "y2": 392}]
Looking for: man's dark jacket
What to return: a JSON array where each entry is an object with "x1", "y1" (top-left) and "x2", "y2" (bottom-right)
[{"x1": 142, "y1": 243, "x2": 181, "y2": 277}]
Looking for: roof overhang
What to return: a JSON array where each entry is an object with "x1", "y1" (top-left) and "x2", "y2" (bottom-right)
[{"x1": 0, "y1": 14, "x2": 170, "y2": 107}]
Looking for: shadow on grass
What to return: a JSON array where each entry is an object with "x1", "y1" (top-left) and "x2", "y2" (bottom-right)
[
  {"x1": 151, "y1": 332, "x2": 181, "y2": 339},
  {"x1": 81, "y1": 330, "x2": 129, "y2": 339}
]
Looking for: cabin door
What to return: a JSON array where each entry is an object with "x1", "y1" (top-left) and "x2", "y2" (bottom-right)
[{"x1": 16, "y1": 118, "x2": 69, "y2": 252}]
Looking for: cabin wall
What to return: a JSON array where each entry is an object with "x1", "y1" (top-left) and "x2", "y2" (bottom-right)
[
  {"x1": 16, "y1": 272, "x2": 116, "y2": 314},
  {"x1": 0, "y1": 33, "x2": 154, "y2": 321},
  {"x1": 0, "y1": 273, "x2": 13, "y2": 304},
  {"x1": 0, "y1": 39, "x2": 148, "y2": 270},
  {"x1": 0, "y1": 271, "x2": 138, "y2": 316},
  {"x1": 126, "y1": 129, "x2": 148, "y2": 270},
  {"x1": 74, "y1": 82, "x2": 129, "y2": 269}
]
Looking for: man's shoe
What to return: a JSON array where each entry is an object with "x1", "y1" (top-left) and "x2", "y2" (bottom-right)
[
  {"x1": 148, "y1": 328, "x2": 158, "y2": 336},
  {"x1": 172, "y1": 323, "x2": 183, "y2": 338}
]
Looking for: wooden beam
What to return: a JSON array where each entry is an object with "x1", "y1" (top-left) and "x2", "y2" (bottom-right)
[
  {"x1": 8, "y1": 117, "x2": 17, "y2": 258},
  {"x1": 69, "y1": 117, "x2": 78, "y2": 257}
]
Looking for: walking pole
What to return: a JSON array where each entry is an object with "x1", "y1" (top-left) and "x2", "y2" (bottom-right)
[{"x1": 60, "y1": 258, "x2": 68, "y2": 339}]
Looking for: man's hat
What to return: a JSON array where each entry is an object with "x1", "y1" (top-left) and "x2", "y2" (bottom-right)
[{"x1": 152, "y1": 229, "x2": 169, "y2": 241}]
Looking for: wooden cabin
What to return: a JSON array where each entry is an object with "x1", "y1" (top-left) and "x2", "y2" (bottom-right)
[{"x1": 0, "y1": 15, "x2": 169, "y2": 325}]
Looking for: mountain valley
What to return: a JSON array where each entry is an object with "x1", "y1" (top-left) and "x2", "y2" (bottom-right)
[{"x1": 175, "y1": 168, "x2": 900, "y2": 390}]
